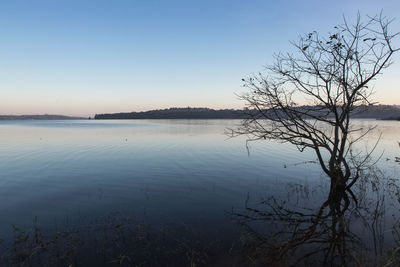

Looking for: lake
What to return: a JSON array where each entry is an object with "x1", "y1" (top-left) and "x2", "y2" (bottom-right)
[{"x1": 0, "y1": 119, "x2": 399, "y2": 265}]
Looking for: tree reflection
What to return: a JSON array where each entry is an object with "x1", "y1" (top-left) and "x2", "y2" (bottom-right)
[{"x1": 231, "y1": 167, "x2": 400, "y2": 266}]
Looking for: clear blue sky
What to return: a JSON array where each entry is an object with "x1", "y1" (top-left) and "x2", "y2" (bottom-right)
[{"x1": 0, "y1": 0, "x2": 399, "y2": 116}]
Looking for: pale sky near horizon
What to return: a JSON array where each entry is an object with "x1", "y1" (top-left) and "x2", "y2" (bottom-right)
[{"x1": 0, "y1": 0, "x2": 399, "y2": 117}]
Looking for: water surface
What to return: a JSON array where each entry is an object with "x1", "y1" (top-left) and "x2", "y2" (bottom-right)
[{"x1": 0, "y1": 119, "x2": 399, "y2": 264}]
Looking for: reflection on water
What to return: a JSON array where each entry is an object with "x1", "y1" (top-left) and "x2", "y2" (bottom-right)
[
  {"x1": 231, "y1": 166, "x2": 400, "y2": 266},
  {"x1": 0, "y1": 119, "x2": 399, "y2": 265}
]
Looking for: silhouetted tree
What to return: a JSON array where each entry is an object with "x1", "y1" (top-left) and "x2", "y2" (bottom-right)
[{"x1": 233, "y1": 13, "x2": 398, "y2": 193}]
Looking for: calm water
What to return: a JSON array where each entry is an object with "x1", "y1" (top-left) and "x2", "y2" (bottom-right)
[{"x1": 0, "y1": 119, "x2": 399, "y2": 264}]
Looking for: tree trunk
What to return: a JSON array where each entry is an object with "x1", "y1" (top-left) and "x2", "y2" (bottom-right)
[{"x1": 329, "y1": 169, "x2": 347, "y2": 203}]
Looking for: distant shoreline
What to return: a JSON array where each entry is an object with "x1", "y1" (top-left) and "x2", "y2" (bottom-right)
[
  {"x1": 95, "y1": 108, "x2": 246, "y2": 120},
  {"x1": 0, "y1": 115, "x2": 86, "y2": 120},
  {"x1": 94, "y1": 105, "x2": 400, "y2": 120},
  {"x1": 1, "y1": 105, "x2": 400, "y2": 121}
]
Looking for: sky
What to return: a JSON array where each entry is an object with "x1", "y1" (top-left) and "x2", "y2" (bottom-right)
[{"x1": 0, "y1": 0, "x2": 399, "y2": 117}]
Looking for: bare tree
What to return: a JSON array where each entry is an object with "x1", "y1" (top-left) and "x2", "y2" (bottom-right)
[{"x1": 233, "y1": 13, "x2": 398, "y2": 194}]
